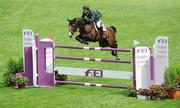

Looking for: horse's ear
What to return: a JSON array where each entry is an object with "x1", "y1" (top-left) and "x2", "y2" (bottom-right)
[{"x1": 67, "y1": 18, "x2": 71, "y2": 22}]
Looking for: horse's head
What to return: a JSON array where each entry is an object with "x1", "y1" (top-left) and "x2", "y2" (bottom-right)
[
  {"x1": 67, "y1": 18, "x2": 78, "y2": 38},
  {"x1": 67, "y1": 18, "x2": 84, "y2": 38}
]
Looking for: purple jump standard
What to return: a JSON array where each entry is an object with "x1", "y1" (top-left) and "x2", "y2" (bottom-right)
[{"x1": 56, "y1": 81, "x2": 128, "y2": 89}]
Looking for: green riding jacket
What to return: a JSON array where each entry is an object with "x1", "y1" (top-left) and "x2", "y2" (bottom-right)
[{"x1": 81, "y1": 10, "x2": 102, "y2": 22}]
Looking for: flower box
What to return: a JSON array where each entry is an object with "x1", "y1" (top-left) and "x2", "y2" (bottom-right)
[
  {"x1": 168, "y1": 89, "x2": 180, "y2": 99},
  {"x1": 137, "y1": 95, "x2": 150, "y2": 100},
  {"x1": 15, "y1": 76, "x2": 28, "y2": 89},
  {"x1": 17, "y1": 84, "x2": 26, "y2": 89}
]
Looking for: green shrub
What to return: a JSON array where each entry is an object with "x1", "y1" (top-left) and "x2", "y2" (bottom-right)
[
  {"x1": 165, "y1": 65, "x2": 180, "y2": 89},
  {"x1": 127, "y1": 85, "x2": 137, "y2": 97},
  {"x1": 3, "y1": 58, "x2": 23, "y2": 87},
  {"x1": 16, "y1": 58, "x2": 23, "y2": 72}
]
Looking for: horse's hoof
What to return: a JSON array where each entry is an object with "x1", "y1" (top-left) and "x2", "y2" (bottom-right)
[
  {"x1": 84, "y1": 43, "x2": 89, "y2": 45},
  {"x1": 83, "y1": 42, "x2": 89, "y2": 45},
  {"x1": 116, "y1": 58, "x2": 120, "y2": 60}
]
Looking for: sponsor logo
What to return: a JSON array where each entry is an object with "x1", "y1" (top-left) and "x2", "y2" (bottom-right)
[
  {"x1": 137, "y1": 48, "x2": 148, "y2": 53},
  {"x1": 158, "y1": 39, "x2": 167, "y2": 44},
  {"x1": 24, "y1": 31, "x2": 32, "y2": 36},
  {"x1": 85, "y1": 69, "x2": 103, "y2": 77}
]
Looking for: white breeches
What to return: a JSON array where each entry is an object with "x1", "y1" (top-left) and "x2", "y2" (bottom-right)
[{"x1": 96, "y1": 20, "x2": 106, "y2": 31}]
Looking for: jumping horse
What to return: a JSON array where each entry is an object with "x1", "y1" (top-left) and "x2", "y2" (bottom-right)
[{"x1": 67, "y1": 18, "x2": 119, "y2": 59}]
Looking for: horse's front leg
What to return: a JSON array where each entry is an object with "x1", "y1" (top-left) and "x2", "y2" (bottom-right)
[
  {"x1": 75, "y1": 34, "x2": 89, "y2": 45},
  {"x1": 75, "y1": 35, "x2": 84, "y2": 43},
  {"x1": 82, "y1": 34, "x2": 96, "y2": 42}
]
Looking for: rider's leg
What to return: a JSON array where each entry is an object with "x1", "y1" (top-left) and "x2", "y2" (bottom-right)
[
  {"x1": 99, "y1": 27, "x2": 104, "y2": 39},
  {"x1": 96, "y1": 20, "x2": 101, "y2": 28},
  {"x1": 101, "y1": 23, "x2": 106, "y2": 32},
  {"x1": 96, "y1": 20, "x2": 106, "y2": 39},
  {"x1": 96, "y1": 20, "x2": 102, "y2": 38}
]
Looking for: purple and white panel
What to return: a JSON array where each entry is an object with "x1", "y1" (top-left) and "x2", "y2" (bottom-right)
[
  {"x1": 55, "y1": 67, "x2": 132, "y2": 80},
  {"x1": 41, "y1": 38, "x2": 54, "y2": 74},
  {"x1": 23, "y1": 29, "x2": 37, "y2": 86},
  {"x1": 23, "y1": 29, "x2": 35, "y2": 48},
  {"x1": 154, "y1": 36, "x2": 168, "y2": 84},
  {"x1": 45, "y1": 48, "x2": 54, "y2": 73},
  {"x1": 135, "y1": 47, "x2": 151, "y2": 90},
  {"x1": 32, "y1": 39, "x2": 37, "y2": 86}
]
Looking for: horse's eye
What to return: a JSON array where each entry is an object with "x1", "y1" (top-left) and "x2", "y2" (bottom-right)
[{"x1": 72, "y1": 24, "x2": 76, "y2": 27}]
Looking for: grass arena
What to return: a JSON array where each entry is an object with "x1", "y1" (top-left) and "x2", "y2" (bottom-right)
[{"x1": 0, "y1": 0, "x2": 180, "y2": 108}]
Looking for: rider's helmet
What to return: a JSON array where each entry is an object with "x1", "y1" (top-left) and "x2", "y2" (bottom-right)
[{"x1": 82, "y1": 5, "x2": 90, "y2": 11}]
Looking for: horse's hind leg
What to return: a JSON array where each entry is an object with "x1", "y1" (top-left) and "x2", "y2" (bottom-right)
[{"x1": 111, "y1": 43, "x2": 119, "y2": 59}]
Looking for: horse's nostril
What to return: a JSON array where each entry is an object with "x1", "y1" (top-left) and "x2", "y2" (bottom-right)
[{"x1": 68, "y1": 32, "x2": 72, "y2": 36}]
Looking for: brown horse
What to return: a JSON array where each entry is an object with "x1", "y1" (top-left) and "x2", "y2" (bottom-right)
[{"x1": 67, "y1": 18, "x2": 119, "y2": 59}]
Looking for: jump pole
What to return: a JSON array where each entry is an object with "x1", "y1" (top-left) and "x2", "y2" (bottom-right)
[
  {"x1": 55, "y1": 45, "x2": 131, "y2": 52},
  {"x1": 55, "y1": 56, "x2": 132, "y2": 64},
  {"x1": 56, "y1": 81, "x2": 128, "y2": 89}
]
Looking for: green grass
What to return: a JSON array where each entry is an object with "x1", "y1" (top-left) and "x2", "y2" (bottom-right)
[
  {"x1": 0, "y1": 86, "x2": 179, "y2": 108},
  {"x1": 0, "y1": 0, "x2": 180, "y2": 107}
]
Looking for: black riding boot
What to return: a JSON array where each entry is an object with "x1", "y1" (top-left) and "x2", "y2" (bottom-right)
[{"x1": 98, "y1": 27, "x2": 104, "y2": 39}]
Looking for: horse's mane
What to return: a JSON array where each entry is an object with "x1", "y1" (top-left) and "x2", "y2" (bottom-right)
[{"x1": 75, "y1": 18, "x2": 92, "y2": 26}]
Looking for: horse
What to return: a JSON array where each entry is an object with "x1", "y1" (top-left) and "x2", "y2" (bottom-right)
[{"x1": 67, "y1": 18, "x2": 119, "y2": 59}]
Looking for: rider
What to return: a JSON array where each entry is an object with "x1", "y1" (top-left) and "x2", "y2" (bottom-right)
[{"x1": 81, "y1": 5, "x2": 106, "y2": 39}]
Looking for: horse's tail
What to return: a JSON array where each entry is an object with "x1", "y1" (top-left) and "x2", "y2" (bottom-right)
[{"x1": 110, "y1": 26, "x2": 117, "y2": 33}]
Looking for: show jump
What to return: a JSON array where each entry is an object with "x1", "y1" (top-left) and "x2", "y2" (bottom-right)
[{"x1": 22, "y1": 29, "x2": 168, "y2": 90}]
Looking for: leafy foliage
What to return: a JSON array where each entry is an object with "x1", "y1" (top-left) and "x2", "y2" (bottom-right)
[
  {"x1": 128, "y1": 85, "x2": 137, "y2": 97},
  {"x1": 165, "y1": 65, "x2": 180, "y2": 89},
  {"x1": 3, "y1": 58, "x2": 23, "y2": 87},
  {"x1": 15, "y1": 76, "x2": 28, "y2": 85}
]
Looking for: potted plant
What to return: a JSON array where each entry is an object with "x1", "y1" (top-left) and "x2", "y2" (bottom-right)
[
  {"x1": 127, "y1": 84, "x2": 137, "y2": 97},
  {"x1": 167, "y1": 84, "x2": 180, "y2": 99},
  {"x1": 166, "y1": 76, "x2": 180, "y2": 99},
  {"x1": 165, "y1": 66, "x2": 180, "y2": 99},
  {"x1": 15, "y1": 76, "x2": 28, "y2": 89},
  {"x1": 137, "y1": 88, "x2": 151, "y2": 100},
  {"x1": 149, "y1": 84, "x2": 168, "y2": 100}
]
